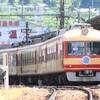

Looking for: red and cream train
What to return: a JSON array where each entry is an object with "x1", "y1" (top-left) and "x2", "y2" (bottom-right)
[{"x1": 0, "y1": 23, "x2": 100, "y2": 85}]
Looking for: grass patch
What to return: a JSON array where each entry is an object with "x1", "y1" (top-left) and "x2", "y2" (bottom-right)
[{"x1": 0, "y1": 86, "x2": 28, "y2": 100}]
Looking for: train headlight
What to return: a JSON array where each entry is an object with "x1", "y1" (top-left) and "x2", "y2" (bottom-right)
[
  {"x1": 69, "y1": 65, "x2": 72, "y2": 67},
  {"x1": 81, "y1": 28, "x2": 89, "y2": 35}
]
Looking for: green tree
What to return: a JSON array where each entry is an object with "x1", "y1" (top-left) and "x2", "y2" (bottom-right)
[
  {"x1": 2, "y1": 0, "x2": 8, "y2": 3},
  {"x1": 30, "y1": 0, "x2": 43, "y2": 4},
  {"x1": 14, "y1": 0, "x2": 18, "y2": 5}
]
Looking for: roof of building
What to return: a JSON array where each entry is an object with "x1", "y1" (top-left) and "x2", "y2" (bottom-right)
[{"x1": 86, "y1": 15, "x2": 100, "y2": 30}]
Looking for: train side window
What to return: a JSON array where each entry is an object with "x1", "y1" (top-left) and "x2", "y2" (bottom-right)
[
  {"x1": 9, "y1": 54, "x2": 16, "y2": 66},
  {"x1": 51, "y1": 46, "x2": 55, "y2": 60},
  {"x1": 47, "y1": 45, "x2": 56, "y2": 61},
  {"x1": 0, "y1": 56, "x2": 2, "y2": 65},
  {"x1": 32, "y1": 51, "x2": 35, "y2": 64},
  {"x1": 30, "y1": 52, "x2": 32, "y2": 63},
  {"x1": 28, "y1": 51, "x2": 31, "y2": 64},
  {"x1": 36, "y1": 50, "x2": 39, "y2": 64},
  {"x1": 26, "y1": 53, "x2": 29, "y2": 64},
  {"x1": 58, "y1": 43, "x2": 62, "y2": 58},
  {"x1": 39, "y1": 50, "x2": 43, "y2": 63},
  {"x1": 22, "y1": 52, "x2": 30, "y2": 65},
  {"x1": 47, "y1": 48, "x2": 49, "y2": 60},
  {"x1": 12, "y1": 55, "x2": 16, "y2": 66},
  {"x1": 42, "y1": 50, "x2": 44, "y2": 62},
  {"x1": 22, "y1": 52, "x2": 26, "y2": 65},
  {"x1": 50, "y1": 47, "x2": 52, "y2": 60},
  {"x1": 52, "y1": 45, "x2": 56, "y2": 60},
  {"x1": 24, "y1": 53, "x2": 27, "y2": 65},
  {"x1": 42, "y1": 49, "x2": 45, "y2": 62},
  {"x1": 18, "y1": 53, "x2": 21, "y2": 66}
]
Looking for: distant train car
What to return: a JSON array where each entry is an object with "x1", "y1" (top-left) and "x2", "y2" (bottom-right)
[{"x1": 1, "y1": 23, "x2": 100, "y2": 85}]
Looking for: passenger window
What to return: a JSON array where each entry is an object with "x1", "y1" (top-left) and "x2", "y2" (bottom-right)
[
  {"x1": 58, "y1": 43, "x2": 62, "y2": 58},
  {"x1": 0, "y1": 56, "x2": 3, "y2": 65},
  {"x1": 9, "y1": 54, "x2": 16, "y2": 66}
]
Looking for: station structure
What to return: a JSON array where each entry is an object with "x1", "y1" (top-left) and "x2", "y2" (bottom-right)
[{"x1": 87, "y1": 15, "x2": 100, "y2": 30}]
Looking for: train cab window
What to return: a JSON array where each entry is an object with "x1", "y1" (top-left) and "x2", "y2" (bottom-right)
[
  {"x1": 68, "y1": 42, "x2": 85, "y2": 55},
  {"x1": 87, "y1": 42, "x2": 100, "y2": 55}
]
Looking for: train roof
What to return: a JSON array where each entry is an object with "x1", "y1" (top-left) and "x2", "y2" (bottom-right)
[
  {"x1": 1, "y1": 27, "x2": 100, "y2": 53},
  {"x1": 63, "y1": 28, "x2": 100, "y2": 41},
  {"x1": 0, "y1": 47, "x2": 17, "y2": 53},
  {"x1": 70, "y1": 23, "x2": 91, "y2": 26}
]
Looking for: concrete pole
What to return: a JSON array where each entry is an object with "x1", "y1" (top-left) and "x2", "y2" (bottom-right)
[
  {"x1": 4, "y1": 65, "x2": 9, "y2": 89},
  {"x1": 3, "y1": 53, "x2": 9, "y2": 89}
]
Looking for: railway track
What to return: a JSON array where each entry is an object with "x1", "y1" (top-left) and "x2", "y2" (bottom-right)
[
  {"x1": 85, "y1": 85, "x2": 100, "y2": 100},
  {"x1": 46, "y1": 85, "x2": 100, "y2": 100},
  {"x1": 0, "y1": 85, "x2": 100, "y2": 100},
  {"x1": 54, "y1": 86, "x2": 92, "y2": 100},
  {"x1": 37, "y1": 86, "x2": 93, "y2": 100},
  {"x1": 48, "y1": 88, "x2": 57, "y2": 100}
]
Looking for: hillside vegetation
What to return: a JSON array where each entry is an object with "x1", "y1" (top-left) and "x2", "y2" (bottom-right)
[{"x1": 0, "y1": 0, "x2": 99, "y2": 31}]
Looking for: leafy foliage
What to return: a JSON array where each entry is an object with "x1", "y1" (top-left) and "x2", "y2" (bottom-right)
[{"x1": 0, "y1": 0, "x2": 99, "y2": 31}]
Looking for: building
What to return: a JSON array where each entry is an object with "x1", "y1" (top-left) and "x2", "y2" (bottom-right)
[
  {"x1": 86, "y1": 15, "x2": 100, "y2": 30},
  {"x1": 0, "y1": 19, "x2": 50, "y2": 48}
]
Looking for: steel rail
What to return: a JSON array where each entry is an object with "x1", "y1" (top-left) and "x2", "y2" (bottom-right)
[
  {"x1": 56, "y1": 86, "x2": 93, "y2": 100},
  {"x1": 48, "y1": 88, "x2": 57, "y2": 100}
]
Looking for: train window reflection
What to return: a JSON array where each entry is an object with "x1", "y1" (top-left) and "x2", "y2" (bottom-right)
[
  {"x1": 87, "y1": 42, "x2": 100, "y2": 55},
  {"x1": 68, "y1": 42, "x2": 85, "y2": 55}
]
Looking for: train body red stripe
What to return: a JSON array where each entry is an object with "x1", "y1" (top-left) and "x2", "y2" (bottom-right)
[{"x1": 64, "y1": 64, "x2": 100, "y2": 72}]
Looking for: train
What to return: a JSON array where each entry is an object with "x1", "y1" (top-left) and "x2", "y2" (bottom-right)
[{"x1": 0, "y1": 23, "x2": 100, "y2": 85}]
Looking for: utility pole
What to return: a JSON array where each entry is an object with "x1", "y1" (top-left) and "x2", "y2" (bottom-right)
[
  {"x1": 88, "y1": 7, "x2": 91, "y2": 20},
  {"x1": 60, "y1": 0, "x2": 64, "y2": 29},
  {"x1": 26, "y1": 22, "x2": 29, "y2": 42},
  {"x1": 78, "y1": 12, "x2": 80, "y2": 23},
  {"x1": 21, "y1": 22, "x2": 31, "y2": 43},
  {"x1": 21, "y1": 0, "x2": 24, "y2": 20},
  {"x1": 92, "y1": 0, "x2": 94, "y2": 8}
]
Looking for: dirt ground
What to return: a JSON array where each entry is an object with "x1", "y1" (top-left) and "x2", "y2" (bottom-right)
[{"x1": 0, "y1": 86, "x2": 50, "y2": 100}]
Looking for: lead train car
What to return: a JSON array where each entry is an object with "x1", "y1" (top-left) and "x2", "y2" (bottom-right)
[{"x1": 0, "y1": 25, "x2": 100, "y2": 85}]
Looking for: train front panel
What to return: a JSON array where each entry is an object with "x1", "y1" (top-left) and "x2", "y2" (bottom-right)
[{"x1": 63, "y1": 41, "x2": 100, "y2": 82}]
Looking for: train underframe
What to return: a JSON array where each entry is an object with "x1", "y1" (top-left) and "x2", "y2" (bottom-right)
[
  {"x1": 9, "y1": 72, "x2": 68, "y2": 85},
  {"x1": 9, "y1": 71, "x2": 100, "y2": 85}
]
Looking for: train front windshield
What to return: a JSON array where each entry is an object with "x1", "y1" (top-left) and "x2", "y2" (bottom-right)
[
  {"x1": 87, "y1": 42, "x2": 100, "y2": 55},
  {"x1": 68, "y1": 42, "x2": 100, "y2": 56}
]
